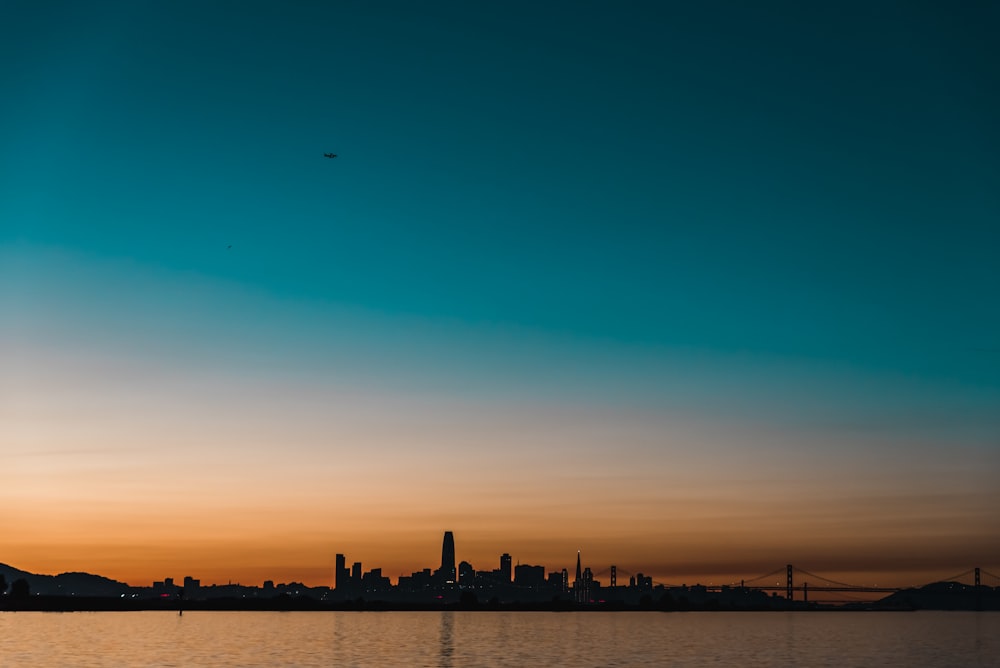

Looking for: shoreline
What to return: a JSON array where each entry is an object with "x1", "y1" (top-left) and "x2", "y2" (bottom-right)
[{"x1": 0, "y1": 597, "x2": 931, "y2": 613}]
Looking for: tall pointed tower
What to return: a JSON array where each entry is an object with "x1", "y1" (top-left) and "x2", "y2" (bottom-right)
[
  {"x1": 574, "y1": 550, "x2": 583, "y2": 602},
  {"x1": 440, "y1": 531, "x2": 456, "y2": 583}
]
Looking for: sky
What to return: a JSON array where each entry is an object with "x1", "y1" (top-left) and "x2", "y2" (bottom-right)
[{"x1": 2, "y1": 1, "x2": 999, "y2": 589}]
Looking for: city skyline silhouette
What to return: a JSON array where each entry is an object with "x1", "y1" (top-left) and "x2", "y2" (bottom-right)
[
  {"x1": 3, "y1": 528, "x2": 998, "y2": 599},
  {"x1": 3, "y1": 530, "x2": 999, "y2": 613}
]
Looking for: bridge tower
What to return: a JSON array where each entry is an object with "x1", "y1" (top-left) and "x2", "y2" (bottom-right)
[
  {"x1": 786, "y1": 565, "x2": 793, "y2": 602},
  {"x1": 975, "y1": 568, "x2": 983, "y2": 611},
  {"x1": 611, "y1": 565, "x2": 617, "y2": 590}
]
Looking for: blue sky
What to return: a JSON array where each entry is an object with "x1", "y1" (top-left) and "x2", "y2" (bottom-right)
[{"x1": 2, "y1": 1, "x2": 998, "y2": 583}]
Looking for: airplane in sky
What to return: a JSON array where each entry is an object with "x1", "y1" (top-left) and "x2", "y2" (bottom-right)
[{"x1": 324, "y1": 153, "x2": 337, "y2": 158}]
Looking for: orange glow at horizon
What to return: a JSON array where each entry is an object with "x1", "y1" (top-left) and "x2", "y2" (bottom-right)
[
  {"x1": 4, "y1": 333, "x2": 999, "y2": 592},
  {"x1": 4, "y1": 462, "x2": 997, "y2": 590}
]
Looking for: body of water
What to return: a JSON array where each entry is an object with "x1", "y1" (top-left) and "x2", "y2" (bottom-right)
[{"x1": 1, "y1": 610, "x2": 998, "y2": 667}]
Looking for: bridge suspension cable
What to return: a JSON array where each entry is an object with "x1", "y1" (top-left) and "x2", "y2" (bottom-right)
[
  {"x1": 793, "y1": 567, "x2": 870, "y2": 589},
  {"x1": 979, "y1": 569, "x2": 1000, "y2": 586},
  {"x1": 730, "y1": 566, "x2": 786, "y2": 587},
  {"x1": 935, "y1": 568, "x2": 976, "y2": 585}
]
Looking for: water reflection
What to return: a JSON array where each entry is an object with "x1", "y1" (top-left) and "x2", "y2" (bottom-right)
[
  {"x1": 974, "y1": 611, "x2": 984, "y2": 657},
  {"x1": 1, "y1": 610, "x2": 998, "y2": 667},
  {"x1": 329, "y1": 612, "x2": 345, "y2": 665},
  {"x1": 438, "y1": 611, "x2": 454, "y2": 667}
]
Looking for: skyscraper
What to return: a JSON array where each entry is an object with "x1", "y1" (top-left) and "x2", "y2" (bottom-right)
[
  {"x1": 335, "y1": 554, "x2": 349, "y2": 591},
  {"x1": 458, "y1": 560, "x2": 475, "y2": 585},
  {"x1": 574, "y1": 550, "x2": 584, "y2": 603},
  {"x1": 500, "y1": 553, "x2": 512, "y2": 583},
  {"x1": 439, "y1": 531, "x2": 456, "y2": 583}
]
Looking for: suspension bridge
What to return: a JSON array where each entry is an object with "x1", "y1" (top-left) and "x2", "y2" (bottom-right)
[{"x1": 591, "y1": 564, "x2": 1000, "y2": 604}]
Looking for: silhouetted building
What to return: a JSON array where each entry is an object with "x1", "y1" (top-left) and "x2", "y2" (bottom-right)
[
  {"x1": 582, "y1": 567, "x2": 594, "y2": 602},
  {"x1": 152, "y1": 577, "x2": 179, "y2": 597},
  {"x1": 362, "y1": 568, "x2": 391, "y2": 592},
  {"x1": 573, "y1": 551, "x2": 584, "y2": 602},
  {"x1": 475, "y1": 568, "x2": 503, "y2": 588},
  {"x1": 514, "y1": 564, "x2": 545, "y2": 588},
  {"x1": 500, "y1": 553, "x2": 512, "y2": 583},
  {"x1": 634, "y1": 573, "x2": 653, "y2": 590},
  {"x1": 183, "y1": 576, "x2": 200, "y2": 598},
  {"x1": 437, "y1": 531, "x2": 456, "y2": 583},
  {"x1": 398, "y1": 568, "x2": 434, "y2": 591},
  {"x1": 458, "y1": 561, "x2": 475, "y2": 586},
  {"x1": 351, "y1": 562, "x2": 362, "y2": 590},
  {"x1": 335, "y1": 554, "x2": 350, "y2": 591},
  {"x1": 573, "y1": 553, "x2": 595, "y2": 603}
]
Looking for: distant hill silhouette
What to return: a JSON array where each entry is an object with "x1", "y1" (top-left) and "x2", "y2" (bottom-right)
[
  {"x1": 0, "y1": 563, "x2": 131, "y2": 597},
  {"x1": 874, "y1": 582, "x2": 1000, "y2": 611}
]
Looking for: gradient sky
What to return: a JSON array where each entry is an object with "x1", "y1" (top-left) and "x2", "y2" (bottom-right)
[{"x1": 2, "y1": 1, "x2": 999, "y2": 589}]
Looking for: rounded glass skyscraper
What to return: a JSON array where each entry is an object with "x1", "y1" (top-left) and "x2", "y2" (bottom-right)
[{"x1": 439, "y1": 531, "x2": 456, "y2": 583}]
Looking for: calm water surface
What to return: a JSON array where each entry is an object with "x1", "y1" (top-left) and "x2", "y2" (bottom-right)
[{"x1": 1, "y1": 610, "x2": 998, "y2": 667}]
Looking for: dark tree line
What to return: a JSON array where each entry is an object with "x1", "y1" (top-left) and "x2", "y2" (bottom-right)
[
  {"x1": 0, "y1": 576, "x2": 30, "y2": 599},
  {"x1": 11, "y1": 578, "x2": 29, "y2": 598}
]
